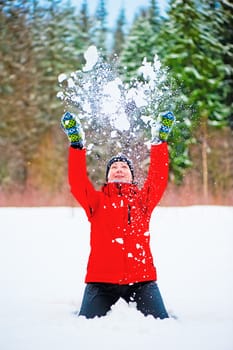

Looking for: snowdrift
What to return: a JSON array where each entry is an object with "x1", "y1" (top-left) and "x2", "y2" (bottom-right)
[{"x1": 0, "y1": 206, "x2": 232, "y2": 350}]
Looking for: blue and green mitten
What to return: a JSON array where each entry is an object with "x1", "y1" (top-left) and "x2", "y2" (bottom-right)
[
  {"x1": 151, "y1": 111, "x2": 176, "y2": 144},
  {"x1": 61, "y1": 112, "x2": 85, "y2": 149}
]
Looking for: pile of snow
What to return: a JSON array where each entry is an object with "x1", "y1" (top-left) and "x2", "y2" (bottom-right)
[{"x1": 0, "y1": 206, "x2": 233, "y2": 350}]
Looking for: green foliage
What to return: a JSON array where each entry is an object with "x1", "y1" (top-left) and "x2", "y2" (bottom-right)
[
  {"x1": 119, "y1": 15, "x2": 159, "y2": 81},
  {"x1": 215, "y1": 0, "x2": 233, "y2": 129},
  {"x1": 93, "y1": 0, "x2": 108, "y2": 53},
  {"x1": 155, "y1": 0, "x2": 230, "y2": 183},
  {"x1": 0, "y1": 0, "x2": 232, "y2": 198},
  {"x1": 112, "y1": 7, "x2": 126, "y2": 56}
]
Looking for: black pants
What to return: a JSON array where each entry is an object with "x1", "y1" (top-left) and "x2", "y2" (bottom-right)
[{"x1": 79, "y1": 281, "x2": 169, "y2": 319}]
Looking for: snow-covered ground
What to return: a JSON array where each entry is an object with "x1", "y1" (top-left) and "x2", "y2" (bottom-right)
[{"x1": 0, "y1": 206, "x2": 232, "y2": 350}]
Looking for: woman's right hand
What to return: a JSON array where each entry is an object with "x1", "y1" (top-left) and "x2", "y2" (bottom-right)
[{"x1": 61, "y1": 112, "x2": 85, "y2": 149}]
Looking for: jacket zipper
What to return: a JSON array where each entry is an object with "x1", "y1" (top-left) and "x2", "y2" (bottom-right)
[{"x1": 127, "y1": 205, "x2": 131, "y2": 224}]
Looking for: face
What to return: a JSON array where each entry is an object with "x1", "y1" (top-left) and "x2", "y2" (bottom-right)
[{"x1": 108, "y1": 161, "x2": 132, "y2": 183}]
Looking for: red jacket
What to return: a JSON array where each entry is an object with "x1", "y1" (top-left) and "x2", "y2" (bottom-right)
[{"x1": 68, "y1": 143, "x2": 168, "y2": 284}]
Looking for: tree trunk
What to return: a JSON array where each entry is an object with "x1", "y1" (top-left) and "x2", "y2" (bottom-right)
[{"x1": 201, "y1": 113, "x2": 208, "y2": 202}]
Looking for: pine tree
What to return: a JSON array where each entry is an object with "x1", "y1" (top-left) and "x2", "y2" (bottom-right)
[
  {"x1": 77, "y1": 0, "x2": 93, "y2": 54},
  {"x1": 112, "y1": 7, "x2": 126, "y2": 56},
  {"x1": 197, "y1": 0, "x2": 233, "y2": 196},
  {"x1": 158, "y1": 0, "x2": 229, "y2": 194},
  {"x1": 29, "y1": 0, "x2": 90, "y2": 191},
  {"x1": 0, "y1": 0, "x2": 41, "y2": 189},
  {"x1": 217, "y1": 0, "x2": 233, "y2": 129},
  {"x1": 119, "y1": 10, "x2": 159, "y2": 82},
  {"x1": 148, "y1": 0, "x2": 161, "y2": 31},
  {"x1": 93, "y1": 0, "x2": 108, "y2": 53},
  {"x1": 0, "y1": 0, "x2": 93, "y2": 191}
]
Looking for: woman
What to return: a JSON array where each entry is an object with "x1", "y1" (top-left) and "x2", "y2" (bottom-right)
[{"x1": 61, "y1": 111, "x2": 175, "y2": 319}]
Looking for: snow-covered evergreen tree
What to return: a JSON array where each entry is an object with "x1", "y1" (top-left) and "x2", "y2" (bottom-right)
[
  {"x1": 158, "y1": 0, "x2": 229, "y2": 190},
  {"x1": 112, "y1": 7, "x2": 126, "y2": 56},
  {"x1": 216, "y1": 0, "x2": 233, "y2": 129},
  {"x1": 0, "y1": 0, "x2": 41, "y2": 188},
  {"x1": 119, "y1": 5, "x2": 161, "y2": 82},
  {"x1": 77, "y1": 0, "x2": 94, "y2": 51},
  {"x1": 93, "y1": 0, "x2": 108, "y2": 54}
]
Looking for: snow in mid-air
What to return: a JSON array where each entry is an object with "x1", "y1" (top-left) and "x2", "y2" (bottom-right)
[{"x1": 57, "y1": 46, "x2": 174, "y2": 136}]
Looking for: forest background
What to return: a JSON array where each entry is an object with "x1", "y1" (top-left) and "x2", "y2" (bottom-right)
[{"x1": 0, "y1": 0, "x2": 232, "y2": 206}]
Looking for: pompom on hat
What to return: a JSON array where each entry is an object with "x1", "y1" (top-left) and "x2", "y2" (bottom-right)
[{"x1": 106, "y1": 154, "x2": 134, "y2": 182}]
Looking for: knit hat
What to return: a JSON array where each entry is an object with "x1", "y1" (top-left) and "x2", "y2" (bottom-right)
[{"x1": 106, "y1": 154, "x2": 134, "y2": 182}]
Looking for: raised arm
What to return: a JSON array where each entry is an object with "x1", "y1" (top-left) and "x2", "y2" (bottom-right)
[
  {"x1": 141, "y1": 111, "x2": 175, "y2": 214},
  {"x1": 68, "y1": 147, "x2": 99, "y2": 220},
  {"x1": 141, "y1": 142, "x2": 169, "y2": 214},
  {"x1": 61, "y1": 112, "x2": 99, "y2": 220}
]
